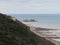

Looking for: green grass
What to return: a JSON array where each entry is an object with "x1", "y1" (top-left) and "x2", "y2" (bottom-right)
[{"x1": 0, "y1": 13, "x2": 55, "y2": 45}]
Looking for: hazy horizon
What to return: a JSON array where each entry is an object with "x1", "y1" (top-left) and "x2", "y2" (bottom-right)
[{"x1": 0, "y1": 0, "x2": 60, "y2": 14}]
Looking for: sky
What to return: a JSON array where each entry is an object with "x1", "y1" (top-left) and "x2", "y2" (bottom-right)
[{"x1": 0, "y1": 0, "x2": 60, "y2": 14}]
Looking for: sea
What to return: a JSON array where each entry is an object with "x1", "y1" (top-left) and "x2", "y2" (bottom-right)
[{"x1": 9, "y1": 14, "x2": 60, "y2": 29}]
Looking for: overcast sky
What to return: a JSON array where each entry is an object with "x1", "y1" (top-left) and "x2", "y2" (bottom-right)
[{"x1": 0, "y1": 0, "x2": 60, "y2": 14}]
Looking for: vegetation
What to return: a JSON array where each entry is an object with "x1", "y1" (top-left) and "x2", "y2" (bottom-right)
[{"x1": 0, "y1": 13, "x2": 55, "y2": 45}]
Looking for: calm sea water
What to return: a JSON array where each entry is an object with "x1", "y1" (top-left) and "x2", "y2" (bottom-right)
[{"x1": 9, "y1": 14, "x2": 60, "y2": 29}]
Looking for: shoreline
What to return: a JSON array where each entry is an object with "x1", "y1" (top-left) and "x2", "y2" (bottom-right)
[
  {"x1": 23, "y1": 22, "x2": 60, "y2": 45},
  {"x1": 22, "y1": 22, "x2": 60, "y2": 29},
  {"x1": 29, "y1": 25, "x2": 60, "y2": 45}
]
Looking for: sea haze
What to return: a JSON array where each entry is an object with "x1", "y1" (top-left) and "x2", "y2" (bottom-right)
[{"x1": 9, "y1": 14, "x2": 60, "y2": 29}]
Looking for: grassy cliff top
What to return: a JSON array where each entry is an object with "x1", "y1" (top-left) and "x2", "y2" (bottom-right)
[{"x1": 0, "y1": 13, "x2": 55, "y2": 45}]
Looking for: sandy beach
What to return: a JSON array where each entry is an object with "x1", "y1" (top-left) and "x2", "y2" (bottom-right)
[{"x1": 23, "y1": 22, "x2": 60, "y2": 45}]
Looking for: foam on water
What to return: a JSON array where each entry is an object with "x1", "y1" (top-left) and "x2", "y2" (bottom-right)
[{"x1": 22, "y1": 22, "x2": 60, "y2": 29}]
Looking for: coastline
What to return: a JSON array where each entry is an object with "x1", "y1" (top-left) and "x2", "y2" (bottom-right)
[
  {"x1": 29, "y1": 26, "x2": 60, "y2": 45},
  {"x1": 23, "y1": 22, "x2": 60, "y2": 45},
  {"x1": 22, "y1": 22, "x2": 59, "y2": 29}
]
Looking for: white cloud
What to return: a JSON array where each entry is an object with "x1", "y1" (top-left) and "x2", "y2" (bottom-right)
[{"x1": 0, "y1": 0, "x2": 60, "y2": 14}]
